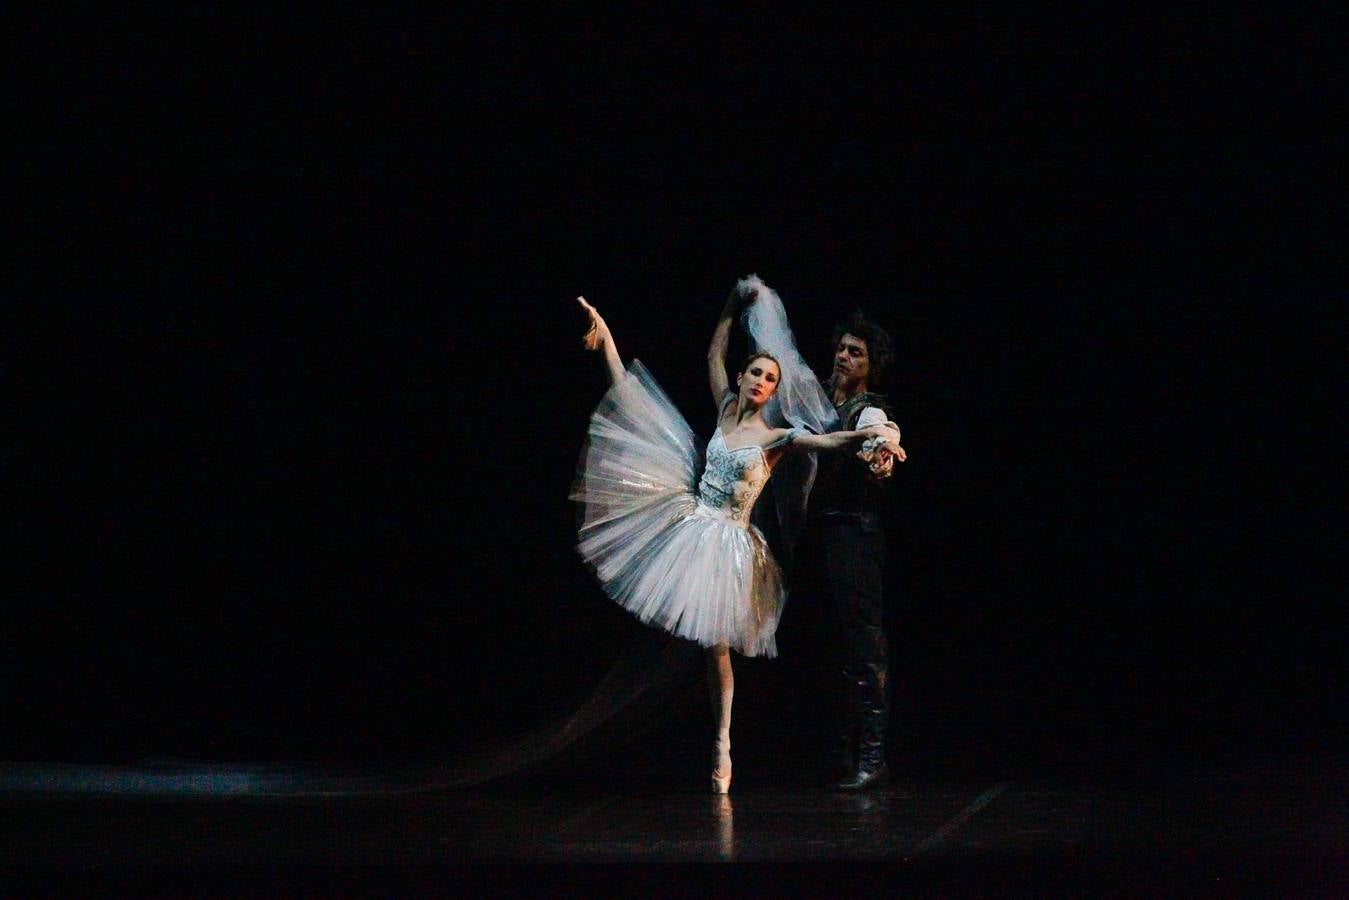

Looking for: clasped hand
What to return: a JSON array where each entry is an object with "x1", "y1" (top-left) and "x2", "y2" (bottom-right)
[{"x1": 857, "y1": 426, "x2": 906, "y2": 477}]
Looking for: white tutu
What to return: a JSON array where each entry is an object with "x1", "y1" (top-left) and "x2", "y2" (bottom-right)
[{"x1": 572, "y1": 361, "x2": 791, "y2": 657}]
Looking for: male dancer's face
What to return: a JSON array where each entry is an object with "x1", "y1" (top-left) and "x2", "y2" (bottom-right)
[{"x1": 833, "y1": 333, "x2": 870, "y2": 391}]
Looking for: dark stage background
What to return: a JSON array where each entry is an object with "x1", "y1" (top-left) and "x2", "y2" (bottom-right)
[{"x1": 9, "y1": 9, "x2": 1342, "y2": 778}]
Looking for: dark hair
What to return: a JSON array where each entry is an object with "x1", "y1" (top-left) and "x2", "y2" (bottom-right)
[
  {"x1": 741, "y1": 350, "x2": 781, "y2": 376},
  {"x1": 832, "y1": 311, "x2": 895, "y2": 388}
]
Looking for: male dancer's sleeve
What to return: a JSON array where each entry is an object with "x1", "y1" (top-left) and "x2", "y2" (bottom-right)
[{"x1": 856, "y1": 406, "x2": 899, "y2": 434}]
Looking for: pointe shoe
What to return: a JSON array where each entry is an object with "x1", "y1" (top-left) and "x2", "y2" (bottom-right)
[{"x1": 711, "y1": 731, "x2": 732, "y2": 794}]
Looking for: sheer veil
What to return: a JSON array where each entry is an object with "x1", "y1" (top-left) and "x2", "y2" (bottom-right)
[
  {"x1": 736, "y1": 275, "x2": 837, "y2": 568},
  {"x1": 737, "y1": 275, "x2": 836, "y2": 436}
]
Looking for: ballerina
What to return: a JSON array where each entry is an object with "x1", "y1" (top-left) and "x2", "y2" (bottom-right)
[{"x1": 572, "y1": 279, "x2": 901, "y2": 793}]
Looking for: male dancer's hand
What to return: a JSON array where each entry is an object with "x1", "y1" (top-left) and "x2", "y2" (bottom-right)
[{"x1": 857, "y1": 427, "x2": 906, "y2": 476}]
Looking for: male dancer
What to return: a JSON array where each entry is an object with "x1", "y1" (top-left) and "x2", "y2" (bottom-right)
[{"x1": 810, "y1": 312, "x2": 904, "y2": 790}]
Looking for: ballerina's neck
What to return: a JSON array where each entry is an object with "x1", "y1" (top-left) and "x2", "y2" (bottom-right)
[
  {"x1": 736, "y1": 405, "x2": 766, "y2": 426},
  {"x1": 723, "y1": 415, "x2": 777, "y2": 458}
]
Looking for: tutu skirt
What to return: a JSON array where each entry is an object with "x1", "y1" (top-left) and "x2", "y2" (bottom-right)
[{"x1": 572, "y1": 362, "x2": 784, "y2": 657}]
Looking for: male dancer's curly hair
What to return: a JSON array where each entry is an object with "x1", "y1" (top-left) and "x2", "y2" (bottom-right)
[{"x1": 831, "y1": 311, "x2": 895, "y2": 389}]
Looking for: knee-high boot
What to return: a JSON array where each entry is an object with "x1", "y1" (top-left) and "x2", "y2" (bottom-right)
[{"x1": 834, "y1": 662, "x2": 888, "y2": 790}]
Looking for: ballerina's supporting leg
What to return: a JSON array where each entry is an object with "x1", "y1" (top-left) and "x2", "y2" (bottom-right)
[{"x1": 706, "y1": 643, "x2": 734, "y2": 793}]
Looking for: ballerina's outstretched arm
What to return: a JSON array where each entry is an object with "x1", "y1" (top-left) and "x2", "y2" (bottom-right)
[
  {"x1": 776, "y1": 424, "x2": 906, "y2": 461},
  {"x1": 577, "y1": 296, "x2": 625, "y2": 386}
]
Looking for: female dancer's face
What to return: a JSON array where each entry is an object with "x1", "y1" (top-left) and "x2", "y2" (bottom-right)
[{"x1": 737, "y1": 358, "x2": 780, "y2": 406}]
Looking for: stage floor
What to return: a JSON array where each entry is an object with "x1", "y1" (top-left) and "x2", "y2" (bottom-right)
[{"x1": 3, "y1": 757, "x2": 1345, "y2": 894}]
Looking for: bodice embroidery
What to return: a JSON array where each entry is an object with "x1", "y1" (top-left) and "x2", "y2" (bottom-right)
[{"x1": 697, "y1": 429, "x2": 771, "y2": 526}]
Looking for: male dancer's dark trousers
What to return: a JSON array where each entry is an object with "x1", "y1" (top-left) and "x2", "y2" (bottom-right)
[{"x1": 820, "y1": 514, "x2": 889, "y2": 772}]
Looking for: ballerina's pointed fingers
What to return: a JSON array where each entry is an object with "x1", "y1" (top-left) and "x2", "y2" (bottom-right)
[
  {"x1": 577, "y1": 297, "x2": 607, "y2": 349},
  {"x1": 580, "y1": 297, "x2": 610, "y2": 327}
]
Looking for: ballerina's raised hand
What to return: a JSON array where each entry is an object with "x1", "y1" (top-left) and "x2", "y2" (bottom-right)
[{"x1": 577, "y1": 296, "x2": 625, "y2": 385}]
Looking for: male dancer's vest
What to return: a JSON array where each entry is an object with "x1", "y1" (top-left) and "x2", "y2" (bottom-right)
[{"x1": 811, "y1": 391, "x2": 894, "y2": 525}]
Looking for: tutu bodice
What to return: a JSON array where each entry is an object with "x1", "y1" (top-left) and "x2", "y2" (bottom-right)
[{"x1": 696, "y1": 430, "x2": 772, "y2": 527}]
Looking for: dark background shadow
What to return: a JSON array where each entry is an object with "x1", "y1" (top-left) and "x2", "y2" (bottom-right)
[{"x1": 8, "y1": 9, "x2": 1342, "y2": 781}]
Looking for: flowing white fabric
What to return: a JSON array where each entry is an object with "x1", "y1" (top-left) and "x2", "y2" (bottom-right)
[
  {"x1": 572, "y1": 362, "x2": 799, "y2": 657},
  {"x1": 736, "y1": 275, "x2": 838, "y2": 562},
  {"x1": 737, "y1": 274, "x2": 837, "y2": 435}
]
